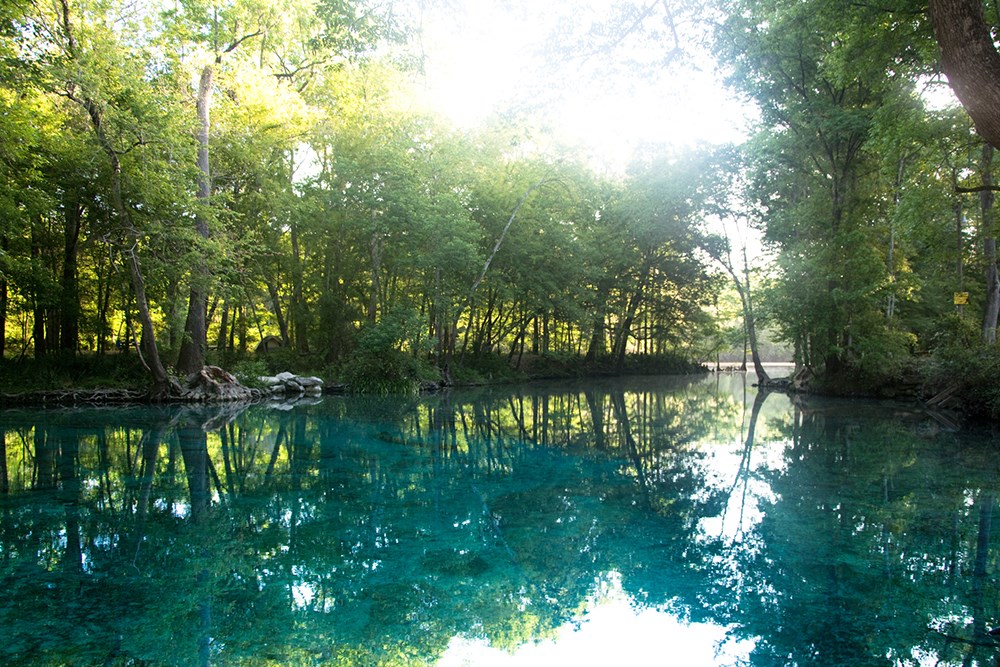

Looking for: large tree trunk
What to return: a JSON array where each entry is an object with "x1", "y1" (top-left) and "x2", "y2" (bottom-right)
[
  {"x1": 177, "y1": 65, "x2": 214, "y2": 375},
  {"x1": 981, "y1": 145, "x2": 1000, "y2": 343},
  {"x1": 930, "y1": 0, "x2": 1000, "y2": 150},
  {"x1": 585, "y1": 313, "x2": 606, "y2": 362}
]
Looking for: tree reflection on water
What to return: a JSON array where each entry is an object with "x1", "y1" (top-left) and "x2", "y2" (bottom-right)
[{"x1": 0, "y1": 375, "x2": 997, "y2": 666}]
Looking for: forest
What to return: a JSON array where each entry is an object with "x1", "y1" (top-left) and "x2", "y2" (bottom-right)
[{"x1": 2, "y1": 0, "x2": 1000, "y2": 414}]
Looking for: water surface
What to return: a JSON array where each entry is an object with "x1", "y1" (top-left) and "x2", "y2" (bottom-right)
[{"x1": 1, "y1": 374, "x2": 997, "y2": 666}]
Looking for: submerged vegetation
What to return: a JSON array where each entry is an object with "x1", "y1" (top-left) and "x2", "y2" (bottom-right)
[{"x1": 2, "y1": 0, "x2": 1000, "y2": 414}]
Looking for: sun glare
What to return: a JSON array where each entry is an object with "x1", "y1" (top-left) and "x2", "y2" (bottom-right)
[{"x1": 417, "y1": 1, "x2": 752, "y2": 170}]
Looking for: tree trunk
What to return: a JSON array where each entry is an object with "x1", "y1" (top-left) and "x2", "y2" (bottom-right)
[
  {"x1": 31, "y1": 223, "x2": 47, "y2": 359},
  {"x1": 952, "y1": 168, "x2": 966, "y2": 285},
  {"x1": 930, "y1": 0, "x2": 1000, "y2": 151},
  {"x1": 585, "y1": 313, "x2": 606, "y2": 362},
  {"x1": 0, "y1": 424, "x2": 7, "y2": 495},
  {"x1": 981, "y1": 145, "x2": 999, "y2": 343},
  {"x1": 712, "y1": 239, "x2": 770, "y2": 383},
  {"x1": 81, "y1": 98, "x2": 175, "y2": 394},
  {"x1": 60, "y1": 192, "x2": 83, "y2": 353},
  {"x1": 177, "y1": 65, "x2": 214, "y2": 375},
  {"x1": 368, "y1": 216, "x2": 381, "y2": 325},
  {"x1": 216, "y1": 301, "x2": 229, "y2": 353},
  {"x1": 886, "y1": 158, "x2": 906, "y2": 319},
  {"x1": 58, "y1": 0, "x2": 174, "y2": 393},
  {"x1": 289, "y1": 224, "x2": 309, "y2": 353},
  {"x1": 95, "y1": 253, "x2": 111, "y2": 354},
  {"x1": 612, "y1": 264, "x2": 651, "y2": 371},
  {"x1": 0, "y1": 235, "x2": 6, "y2": 359},
  {"x1": 266, "y1": 279, "x2": 290, "y2": 346},
  {"x1": 736, "y1": 244, "x2": 770, "y2": 383}
]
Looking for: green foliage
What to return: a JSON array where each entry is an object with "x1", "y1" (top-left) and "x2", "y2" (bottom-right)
[
  {"x1": 229, "y1": 358, "x2": 270, "y2": 389},
  {"x1": 339, "y1": 316, "x2": 439, "y2": 394},
  {"x1": 924, "y1": 317, "x2": 1000, "y2": 418},
  {"x1": 339, "y1": 348, "x2": 436, "y2": 395},
  {"x1": 4, "y1": 0, "x2": 999, "y2": 406}
]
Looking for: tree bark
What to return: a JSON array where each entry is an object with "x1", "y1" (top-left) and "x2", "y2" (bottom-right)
[
  {"x1": 83, "y1": 99, "x2": 175, "y2": 393},
  {"x1": 368, "y1": 213, "x2": 381, "y2": 325},
  {"x1": 31, "y1": 224, "x2": 48, "y2": 359},
  {"x1": 736, "y1": 248, "x2": 770, "y2": 384},
  {"x1": 0, "y1": 235, "x2": 6, "y2": 359},
  {"x1": 216, "y1": 300, "x2": 229, "y2": 353},
  {"x1": 60, "y1": 191, "x2": 83, "y2": 353},
  {"x1": 177, "y1": 65, "x2": 214, "y2": 375},
  {"x1": 290, "y1": 223, "x2": 309, "y2": 353},
  {"x1": 266, "y1": 279, "x2": 290, "y2": 346},
  {"x1": 929, "y1": 0, "x2": 1000, "y2": 150},
  {"x1": 980, "y1": 144, "x2": 1000, "y2": 343},
  {"x1": 709, "y1": 235, "x2": 770, "y2": 383}
]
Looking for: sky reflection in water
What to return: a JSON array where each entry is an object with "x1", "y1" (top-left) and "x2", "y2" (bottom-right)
[
  {"x1": 439, "y1": 571, "x2": 755, "y2": 666},
  {"x1": 0, "y1": 373, "x2": 997, "y2": 666}
]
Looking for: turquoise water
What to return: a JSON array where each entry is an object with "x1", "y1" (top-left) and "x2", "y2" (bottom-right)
[{"x1": 1, "y1": 374, "x2": 998, "y2": 666}]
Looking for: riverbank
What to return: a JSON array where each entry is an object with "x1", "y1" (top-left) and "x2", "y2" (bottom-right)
[
  {"x1": 2, "y1": 348, "x2": 994, "y2": 423},
  {"x1": 0, "y1": 351, "x2": 709, "y2": 407}
]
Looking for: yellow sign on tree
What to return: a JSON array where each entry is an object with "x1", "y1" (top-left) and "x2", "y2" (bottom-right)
[{"x1": 954, "y1": 291, "x2": 970, "y2": 305}]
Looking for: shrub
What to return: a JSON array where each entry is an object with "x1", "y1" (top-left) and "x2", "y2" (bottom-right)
[
  {"x1": 340, "y1": 348, "x2": 437, "y2": 395},
  {"x1": 924, "y1": 335, "x2": 1000, "y2": 419},
  {"x1": 338, "y1": 318, "x2": 439, "y2": 394},
  {"x1": 230, "y1": 358, "x2": 270, "y2": 389}
]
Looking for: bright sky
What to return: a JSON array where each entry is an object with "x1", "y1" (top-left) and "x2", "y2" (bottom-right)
[{"x1": 414, "y1": 0, "x2": 753, "y2": 172}]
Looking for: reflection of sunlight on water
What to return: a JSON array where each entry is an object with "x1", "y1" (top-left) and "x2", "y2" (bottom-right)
[{"x1": 437, "y1": 572, "x2": 755, "y2": 666}]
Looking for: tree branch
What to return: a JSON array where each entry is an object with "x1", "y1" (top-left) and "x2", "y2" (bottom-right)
[{"x1": 955, "y1": 185, "x2": 1000, "y2": 193}]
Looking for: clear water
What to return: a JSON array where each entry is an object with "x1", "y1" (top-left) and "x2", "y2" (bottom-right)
[{"x1": 1, "y1": 374, "x2": 998, "y2": 666}]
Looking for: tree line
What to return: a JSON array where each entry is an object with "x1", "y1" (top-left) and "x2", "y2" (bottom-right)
[
  {"x1": 0, "y1": 0, "x2": 722, "y2": 394},
  {"x1": 4, "y1": 0, "x2": 1000, "y2": 402},
  {"x1": 714, "y1": 0, "x2": 1000, "y2": 401}
]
